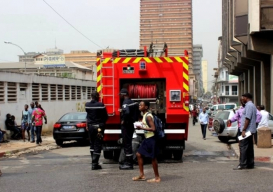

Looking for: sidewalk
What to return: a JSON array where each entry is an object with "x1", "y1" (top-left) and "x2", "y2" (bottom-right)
[
  {"x1": 0, "y1": 136, "x2": 55, "y2": 158},
  {"x1": 231, "y1": 139, "x2": 273, "y2": 163}
]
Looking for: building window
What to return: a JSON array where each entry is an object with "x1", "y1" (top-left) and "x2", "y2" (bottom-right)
[
  {"x1": 0, "y1": 81, "x2": 4, "y2": 102},
  {"x1": 77, "y1": 86, "x2": 81, "y2": 100},
  {"x1": 41, "y1": 84, "x2": 48, "y2": 101},
  {"x1": 50, "y1": 84, "x2": 56, "y2": 101},
  {"x1": 225, "y1": 86, "x2": 229, "y2": 95},
  {"x1": 58, "y1": 85, "x2": 63, "y2": 100},
  {"x1": 226, "y1": 72, "x2": 229, "y2": 81},
  {"x1": 32, "y1": 83, "x2": 40, "y2": 101},
  {"x1": 232, "y1": 86, "x2": 238, "y2": 95},
  {"x1": 65, "y1": 85, "x2": 70, "y2": 100},
  {"x1": 71, "y1": 86, "x2": 76, "y2": 100},
  {"x1": 19, "y1": 83, "x2": 28, "y2": 100}
]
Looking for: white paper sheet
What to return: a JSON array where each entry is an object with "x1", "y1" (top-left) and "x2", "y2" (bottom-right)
[
  {"x1": 238, "y1": 131, "x2": 252, "y2": 141},
  {"x1": 133, "y1": 122, "x2": 143, "y2": 129}
]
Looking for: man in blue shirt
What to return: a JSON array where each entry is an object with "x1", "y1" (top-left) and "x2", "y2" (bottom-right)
[
  {"x1": 28, "y1": 102, "x2": 35, "y2": 143},
  {"x1": 234, "y1": 93, "x2": 257, "y2": 170},
  {"x1": 199, "y1": 108, "x2": 209, "y2": 140}
]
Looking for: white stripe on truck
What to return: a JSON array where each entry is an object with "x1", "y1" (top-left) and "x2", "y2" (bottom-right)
[{"x1": 104, "y1": 129, "x2": 185, "y2": 134}]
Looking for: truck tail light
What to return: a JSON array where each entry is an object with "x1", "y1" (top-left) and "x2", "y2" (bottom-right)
[
  {"x1": 76, "y1": 123, "x2": 87, "y2": 128},
  {"x1": 54, "y1": 123, "x2": 61, "y2": 129}
]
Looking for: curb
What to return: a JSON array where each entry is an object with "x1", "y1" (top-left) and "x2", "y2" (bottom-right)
[
  {"x1": 0, "y1": 141, "x2": 55, "y2": 158},
  {"x1": 231, "y1": 144, "x2": 272, "y2": 163}
]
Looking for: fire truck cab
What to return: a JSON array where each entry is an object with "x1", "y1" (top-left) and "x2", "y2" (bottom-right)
[{"x1": 96, "y1": 45, "x2": 190, "y2": 161}]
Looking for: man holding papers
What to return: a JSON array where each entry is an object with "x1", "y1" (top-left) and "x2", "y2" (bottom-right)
[{"x1": 234, "y1": 93, "x2": 257, "y2": 170}]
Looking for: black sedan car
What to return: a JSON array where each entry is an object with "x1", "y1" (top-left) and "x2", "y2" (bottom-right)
[{"x1": 53, "y1": 112, "x2": 88, "y2": 146}]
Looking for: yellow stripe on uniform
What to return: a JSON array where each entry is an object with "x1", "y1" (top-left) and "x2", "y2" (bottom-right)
[
  {"x1": 174, "y1": 57, "x2": 183, "y2": 63},
  {"x1": 96, "y1": 58, "x2": 100, "y2": 62},
  {"x1": 122, "y1": 57, "x2": 131, "y2": 63},
  {"x1": 154, "y1": 57, "x2": 163, "y2": 63},
  {"x1": 183, "y1": 72, "x2": 189, "y2": 81},
  {"x1": 183, "y1": 82, "x2": 189, "y2": 92},
  {"x1": 133, "y1": 57, "x2": 142, "y2": 63},
  {"x1": 113, "y1": 58, "x2": 121, "y2": 63},
  {"x1": 102, "y1": 58, "x2": 110, "y2": 64},
  {"x1": 143, "y1": 57, "x2": 152, "y2": 63},
  {"x1": 183, "y1": 62, "x2": 188, "y2": 71},
  {"x1": 164, "y1": 57, "x2": 173, "y2": 63}
]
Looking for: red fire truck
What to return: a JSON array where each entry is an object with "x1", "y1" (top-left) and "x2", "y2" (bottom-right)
[{"x1": 96, "y1": 45, "x2": 190, "y2": 161}]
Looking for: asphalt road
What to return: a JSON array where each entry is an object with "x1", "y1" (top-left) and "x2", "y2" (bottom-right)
[{"x1": 1, "y1": 121, "x2": 273, "y2": 192}]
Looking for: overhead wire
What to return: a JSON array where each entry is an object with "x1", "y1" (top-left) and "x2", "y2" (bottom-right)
[{"x1": 42, "y1": 0, "x2": 103, "y2": 48}]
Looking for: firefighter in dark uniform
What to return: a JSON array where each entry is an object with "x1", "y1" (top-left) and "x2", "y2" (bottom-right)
[
  {"x1": 119, "y1": 88, "x2": 139, "y2": 170},
  {"x1": 85, "y1": 92, "x2": 108, "y2": 170}
]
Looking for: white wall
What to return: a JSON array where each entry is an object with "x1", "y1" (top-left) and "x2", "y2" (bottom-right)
[{"x1": 248, "y1": 0, "x2": 260, "y2": 33}]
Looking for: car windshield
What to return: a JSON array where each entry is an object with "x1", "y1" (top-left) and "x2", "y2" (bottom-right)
[
  {"x1": 225, "y1": 104, "x2": 235, "y2": 109},
  {"x1": 218, "y1": 105, "x2": 224, "y2": 110},
  {"x1": 59, "y1": 113, "x2": 87, "y2": 121},
  {"x1": 215, "y1": 111, "x2": 230, "y2": 120}
]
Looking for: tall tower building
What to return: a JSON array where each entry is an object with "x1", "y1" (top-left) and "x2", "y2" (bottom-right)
[
  {"x1": 140, "y1": 0, "x2": 192, "y2": 60},
  {"x1": 202, "y1": 60, "x2": 208, "y2": 93}
]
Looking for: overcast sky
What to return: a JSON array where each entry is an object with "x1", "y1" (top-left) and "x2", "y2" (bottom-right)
[{"x1": 0, "y1": 0, "x2": 221, "y2": 90}]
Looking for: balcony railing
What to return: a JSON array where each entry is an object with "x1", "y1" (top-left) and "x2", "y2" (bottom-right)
[{"x1": 232, "y1": 91, "x2": 238, "y2": 95}]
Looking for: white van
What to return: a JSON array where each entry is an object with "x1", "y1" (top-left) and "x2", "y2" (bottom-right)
[{"x1": 212, "y1": 103, "x2": 237, "y2": 111}]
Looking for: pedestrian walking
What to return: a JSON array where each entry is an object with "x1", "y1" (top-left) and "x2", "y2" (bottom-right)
[
  {"x1": 234, "y1": 93, "x2": 256, "y2": 170},
  {"x1": 199, "y1": 108, "x2": 209, "y2": 140},
  {"x1": 28, "y1": 102, "x2": 35, "y2": 143},
  {"x1": 85, "y1": 92, "x2": 108, "y2": 170},
  {"x1": 21, "y1": 104, "x2": 30, "y2": 142},
  {"x1": 133, "y1": 101, "x2": 160, "y2": 183},
  {"x1": 119, "y1": 88, "x2": 139, "y2": 170},
  {"x1": 32, "y1": 105, "x2": 47, "y2": 145},
  {"x1": 191, "y1": 107, "x2": 198, "y2": 126}
]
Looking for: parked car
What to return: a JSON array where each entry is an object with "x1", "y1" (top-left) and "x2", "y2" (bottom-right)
[
  {"x1": 53, "y1": 112, "x2": 88, "y2": 146},
  {"x1": 211, "y1": 103, "x2": 237, "y2": 111},
  {"x1": 212, "y1": 110, "x2": 238, "y2": 143}
]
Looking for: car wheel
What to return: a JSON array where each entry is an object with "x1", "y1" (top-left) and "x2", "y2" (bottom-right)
[
  {"x1": 213, "y1": 118, "x2": 225, "y2": 134},
  {"x1": 103, "y1": 151, "x2": 113, "y2": 159},
  {"x1": 173, "y1": 150, "x2": 183, "y2": 161},
  {"x1": 56, "y1": 140, "x2": 63, "y2": 146},
  {"x1": 218, "y1": 136, "x2": 229, "y2": 143}
]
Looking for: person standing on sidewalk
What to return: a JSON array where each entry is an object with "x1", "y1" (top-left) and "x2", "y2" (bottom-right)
[
  {"x1": 85, "y1": 92, "x2": 108, "y2": 170},
  {"x1": 32, "y1": 105, "x2": 47, "y2": 146},
  {"x1": 119, "y1": 88, "x2": 139, "y2": 170},
  {"x1": 21, "y1": 104, "x2": 30, "y2": 142},
  {"x1": 227, "y1": 99, "x2": 245, "y2": 135},
  {"x1": 255, "y1": 105, "x2": 269, "y2": 144},
  {"x1": 199, "y1": 108, "x2": 209, "y2": 140},
  {"x1": 133, "y1": 101, "x2": 160, "y2": 183},
  {"x1": 28, "y1": 102, "x2": 35, "y2": 143},
  {"x1": 234, "y1": 93, "x2": 257, "y2": 170}
]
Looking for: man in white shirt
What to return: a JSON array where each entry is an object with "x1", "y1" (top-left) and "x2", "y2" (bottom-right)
[
  {"x1": 199, "y1": 108, "x2": 209, "y2": 140},
  {"x1": 257, "y1": 105, "x2": 269, "y2": 129}
]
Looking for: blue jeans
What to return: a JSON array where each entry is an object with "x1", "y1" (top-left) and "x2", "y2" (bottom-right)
[
  {"x1": 35, "y1": 126, "x2": 42, "y2": 144},
  {"x1": 30, "y1": 124, "x2": 35, "y2": 142}
]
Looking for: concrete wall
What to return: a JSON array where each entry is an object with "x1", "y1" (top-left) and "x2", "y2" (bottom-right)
[{"x1": 0, "y1": 72, "x2": 96, "y2": 132}]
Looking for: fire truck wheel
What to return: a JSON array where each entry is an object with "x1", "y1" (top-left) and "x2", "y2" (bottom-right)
[
  {"x1": 163, "y1": 151, "x2": 172, "y2": 159},
  {"x1": 113, "y1": 150, "x2": 120, "y2": 162},
  {"x1": 103, "y1": 151, "x2": 113, "y2": 159},
  {"x1": 173, "y1": 150, "x2": 183, "y2": 161}
]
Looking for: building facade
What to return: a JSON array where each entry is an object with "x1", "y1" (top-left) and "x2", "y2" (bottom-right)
[
  {"x1": 221, "y1": 0, "x2": 273, "y2": 113},
  {"x1": 139, "y1": 0, "x2": 195, "y2": 98},
  {"x1": 63, "y1": 50, "x2": 97, "y2": 69},
  {"x1": 193, "y1": 45, "x2": 204, "y2": 97},
  {"x1": 202, "y1": 60, "x2": 208, "y2": 93}
]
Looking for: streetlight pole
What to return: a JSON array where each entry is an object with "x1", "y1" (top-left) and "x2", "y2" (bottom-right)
[{"x1": 4, "y1": 41, "x2": 27, "y2": 72}]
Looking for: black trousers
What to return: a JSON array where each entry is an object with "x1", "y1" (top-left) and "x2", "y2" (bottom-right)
[
  {"x1": 239, "y1": 134, "x2": 254, "y2": 167},
  {"x1": 200, "y1": 124, "x2": 207, "y2": 138},
  {"x1": 35, "y1": 126, "x2": 42, "y2": 144},
  {"x1": 88, "y1": 124, "x2": 103, "y2": 155},
  {"x1": 121, "y1": 124, "x2": 134, "y2": 157}
]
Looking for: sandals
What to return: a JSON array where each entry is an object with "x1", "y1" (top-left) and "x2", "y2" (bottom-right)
[
  {"x1": 147, "y1": 178, "x2": 161, "y2": 183},
  {"x1": 132, "y1": 176, "x2": 146, "y2": 181}
]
